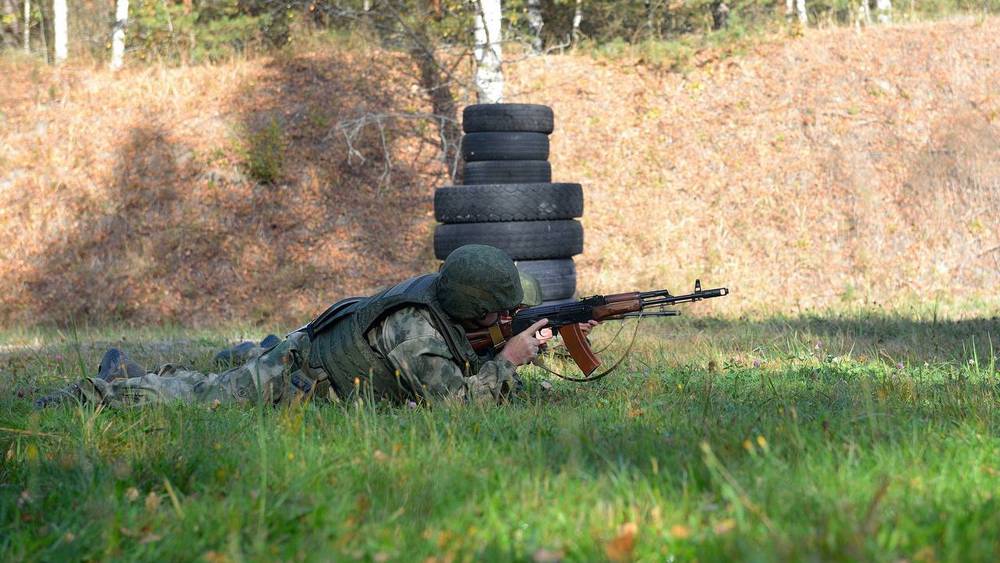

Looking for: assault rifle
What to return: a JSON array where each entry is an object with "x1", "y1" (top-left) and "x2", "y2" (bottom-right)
[{"x1": 466, "y1": 280, "x2": 728, "y2": 380}]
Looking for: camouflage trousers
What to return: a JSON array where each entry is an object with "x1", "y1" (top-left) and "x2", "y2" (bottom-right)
[{"x1": 72, "y1": 332, "x2": 328, "y2": 407}]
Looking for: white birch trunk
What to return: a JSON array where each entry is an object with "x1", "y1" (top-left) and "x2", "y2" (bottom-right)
[
  {"x1": 110, "y1": 0, "x2": 128, "y2": 69},
  {"x1": 526, "y1": 0, "x2": 543, "y2": 54},
  {"x1": 23, "y1": 0, "x2": 30, "y2": 52},
  {"x1": 796, "y1": 0, "x2": 807, "y2": 25},
  {"x1": 363, "y1": 0, "x2": 370, "y2": 11},
  {"x1": 785, "y1": 0, "x2": 794, "y2": 20},
  {"x1": 875, "y1": 0, "x2": 891, "y2": 23},
  {"x1": 572, "y1": 0, "x2": 582, "y2": 45},
  {"x1": 860, "y1": 0, "x2": 871, "y2": 24},
  {"x1": 52, "y1": 0, "x2": 66, "y2": 62},
  {"x1": 473, "y1": 0, "x2": 503, "y2": 103}
]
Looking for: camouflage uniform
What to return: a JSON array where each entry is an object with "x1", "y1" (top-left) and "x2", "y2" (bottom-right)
[
  {"x1": 365, "y1": 306, "x2": 517, "y2": 402},
  {"x1": 67, "y1": 331, "x2": 314, "y2": 407},
  {"x1": 42, "y1": 245, "x2": 524, "y2": 408},
  {"x1": 65, "y1": 309, "x2": 518, "y2": 407}
]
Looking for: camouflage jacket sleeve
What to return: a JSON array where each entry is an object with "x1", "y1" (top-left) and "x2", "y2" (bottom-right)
[{"x1": 366, "y1": 306, "x2": 518, "y2": 403}]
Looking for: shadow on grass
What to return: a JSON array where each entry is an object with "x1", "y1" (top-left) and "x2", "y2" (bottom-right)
[{"x1": 16, "y1": 48, "x2": 446, "y2": 329}]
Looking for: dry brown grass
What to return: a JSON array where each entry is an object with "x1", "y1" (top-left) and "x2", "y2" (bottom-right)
[
  {"x1": 504, "y1": 17, "x2": 1000, "y2": 313},
  {"x1": 1, "y1": 17, "x2": 998, "y2": 328}
]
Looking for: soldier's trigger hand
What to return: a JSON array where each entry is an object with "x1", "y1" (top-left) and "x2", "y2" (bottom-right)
[
  {"x1": 525, "y1": 318, "x2": 549, "y2": 334},
  {"x1": 500, "y1": 318, "x2": 549, "y2": 367},
  {"x1": 535, "y1": 326, "x2": 554, "y2": 344}
]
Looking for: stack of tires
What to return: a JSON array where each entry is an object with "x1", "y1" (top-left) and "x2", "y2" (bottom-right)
[{"x1": 433, "y1": 103, "x2": 583, "y2": 304}]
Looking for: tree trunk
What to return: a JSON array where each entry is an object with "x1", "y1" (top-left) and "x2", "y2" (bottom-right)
[
  {"x1": 407, "y1": 24, "x2": 462, "y2": 179},
  {"x1": 571, "y1": 0, "x2": 582, "y2": 46},
  {"x1": 860, "y1": 0, "x2": 871, "y2": 24},
  {"x1": 526, "y1": 0, "x2": 543, "y2": 54},
  {"x1": 37, "y1": 0, "x2": 47, "y2": 61},
  {"x1": 875, "y1": 0, "x2": 891, "y2": 23},
  {"x1": 23, "y1": 0, "x2": 29, "y2": 51},
  {"x1": 363, "y1": 0, "x2": 370, "y2": 11},
  {"x1": 2, "y1": 0, "x2": 15, "y2": 47},
  {"x1": 52, "y1": 0, "x2": 65, "y2": 62},
  {"x1": 796, "y1": 0, "x2": 807, "y2": 25},
  {"x1": 711, "y1": 1, "x2": 729, "y2": 30},
  {"x1": 644, "y1": 0, "x2": 654, "y2": 36},
  {"x1": 785, "y1": 0, "x2": 794, "y2": 21},
  {"x1": 110, "y1": 0, "x2": 128, "y2": 69},
  {"x1": 473, "y1": 0, "x2": 503, "y2": 103}
]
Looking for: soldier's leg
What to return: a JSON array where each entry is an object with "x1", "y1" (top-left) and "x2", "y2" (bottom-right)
[{"x1": 40, "y1": 332, "x2": 315, "y2": 408}]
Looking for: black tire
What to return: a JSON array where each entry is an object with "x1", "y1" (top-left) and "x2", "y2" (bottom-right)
[
  {"x1": 461, "y1": 132, "x2": 549, "y2": 162},
  {"x1": 434, "y1": 220, "x2": 583, "y2": 260},
  {"x1": 516, "y1": 259, "x2": 577, "y2": 300},
  {"x1": 434, "y1": 183, "x2": 583, "y2": 223},
  {"x1": 463, "y1": 103, "x2": 555, "y2": 134},
  {"x1": 463, "y1": 161, "x2": 552, "y2": 184}
]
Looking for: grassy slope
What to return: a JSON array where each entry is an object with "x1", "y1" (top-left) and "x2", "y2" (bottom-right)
[
  {"x1": 0, "y1": 18, "x2": 998, "y2": 327},
  {"x1": 2, "y1": 307, "x2": 999, "y2": 561}
]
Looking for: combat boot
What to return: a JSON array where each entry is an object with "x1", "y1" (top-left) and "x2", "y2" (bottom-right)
[
  {"x1": 34, "y1": 348, "x2": 145, "y2": 409},
  {"x1": 96, "y1": 347, "x2": 146, "y2": 381}
]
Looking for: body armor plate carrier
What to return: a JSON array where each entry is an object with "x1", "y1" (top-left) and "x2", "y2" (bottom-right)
[{"x1": 302, "y1": 275, "x2": 480, "y2": 401}]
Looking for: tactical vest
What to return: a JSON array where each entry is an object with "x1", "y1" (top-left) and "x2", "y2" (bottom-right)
[{"x1": 303, "y1": 274, "x2": 481, "y2": 401}]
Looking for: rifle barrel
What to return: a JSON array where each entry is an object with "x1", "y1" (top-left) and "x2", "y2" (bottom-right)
[{"x1": 640, "y1": 287, "x2": 728, "y2": 307}]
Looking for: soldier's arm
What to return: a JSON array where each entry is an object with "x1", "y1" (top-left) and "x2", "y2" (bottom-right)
[{"x1": 367, "y1": 307, "x2": 518, "y2": 403}]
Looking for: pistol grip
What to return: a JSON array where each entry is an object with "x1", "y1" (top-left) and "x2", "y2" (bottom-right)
[{"x1": 558, "y1": 323, "x2": 601, "y2": 376}]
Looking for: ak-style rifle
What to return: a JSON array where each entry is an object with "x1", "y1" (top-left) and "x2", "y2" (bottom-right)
[{"x1": 466, "y1": 280, "x2": 728, "y2": 380}]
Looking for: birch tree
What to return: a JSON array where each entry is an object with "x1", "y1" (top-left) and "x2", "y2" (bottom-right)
[
  {"x1": 473, "y1": 0, "x2": 503, "y2": 103},
  {"x1": 571, "y1": 0, "x2": 582, "y2": 45},
  {"x1": 796, "y1": 0, "x2": 807, "y2": 25},
  {"x1": 875, "y1": 0, "x2": 891, "y2": 23},
  {"x1": 110, "y1": 0, "x2": 128, "y2": 69},
  {"x1": 52, "y1": 0, "x2": 65, "y2": 62},
  {"x1": 526, "y1": 0, "x2": 543, "y2": 54}
]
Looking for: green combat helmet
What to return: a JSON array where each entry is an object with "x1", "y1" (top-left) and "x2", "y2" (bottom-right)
[
  {"x1": 437, "y1": 245, "x2": 523, "y2": 320},
  {"x1": 518, "y1": 271, "x2": 543, "y2": 307}
]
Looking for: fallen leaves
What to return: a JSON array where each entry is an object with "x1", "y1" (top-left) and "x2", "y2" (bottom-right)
[
  {"x1": 669, "y1": 524, "x2": 692, "y2": 540},
  {"x1": 3, "y1": 20, "x2": 999, "y2": 326},
  {"x1": 604, "y1": 522, "x2": 638, "y2": 562},
  {"x1": 144, "y1": 491, "x2": 161, "y2": 513},
  {"x1": 532, "y1": 548, "x2": 564, "y2": 562},
  {"x1": 120, "y1": 526, "x2": 163, "y2": 546},
  {"x1": 713, "y1": 518, "x2": 736, "y2": 535}
]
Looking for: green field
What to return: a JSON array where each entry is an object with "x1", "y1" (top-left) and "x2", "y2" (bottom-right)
[{"x1": 2, "y1": 307, "x2": 999, "y2": 561}]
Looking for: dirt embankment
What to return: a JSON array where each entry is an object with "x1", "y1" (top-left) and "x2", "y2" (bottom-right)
[{"x1": 1, "y1": 17, "x2": 998, "y2": 327}]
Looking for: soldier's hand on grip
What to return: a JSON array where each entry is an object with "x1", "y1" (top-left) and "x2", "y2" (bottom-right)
[{"x1": 500, "y1": 319, "x2": 549, "y2": 366}]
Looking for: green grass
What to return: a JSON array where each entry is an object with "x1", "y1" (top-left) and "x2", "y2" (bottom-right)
[{"x1": 2, "y1": 308, "x2": 999, "y2": 561}]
